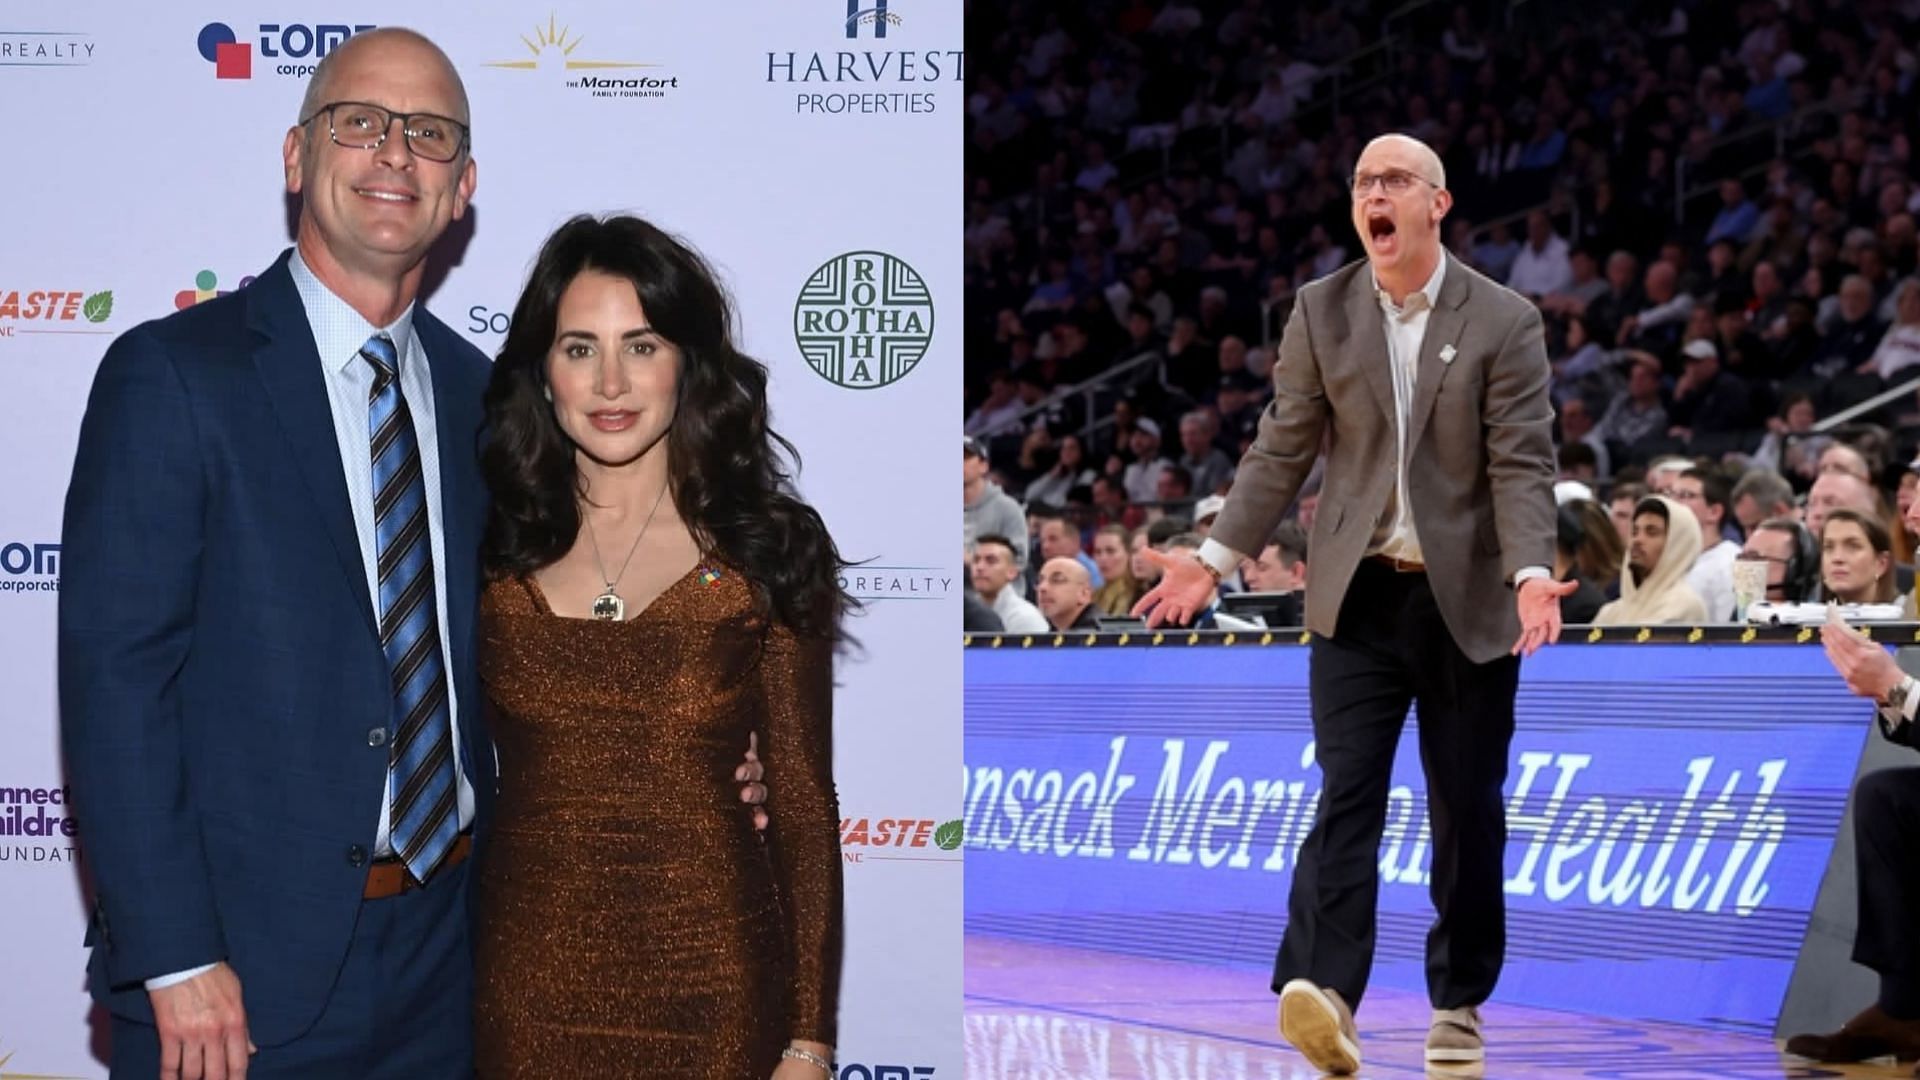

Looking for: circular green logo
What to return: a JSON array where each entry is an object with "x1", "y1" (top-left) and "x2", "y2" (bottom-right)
[{"x1": 793, "y1": 250, "x2": 933, "y2": 389}]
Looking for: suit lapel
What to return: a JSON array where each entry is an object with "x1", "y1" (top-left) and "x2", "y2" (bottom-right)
[
  {"x1": 1343, "y1": 271, "x2": 1396, "y2": 425},
  {"x1": 1407, "y1": 256, "x2": 1470, "y2": 454},
  {"x1": 245, "y1": 255, "x2": 379, "y2": 636}
]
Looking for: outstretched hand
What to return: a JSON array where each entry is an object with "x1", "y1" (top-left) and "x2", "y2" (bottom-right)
[
  {"x1": 1130, "y1": 548, "x2": 1215, "y2": 628},
  {"x1": 1511, "y1": 577, "x2": 1577, "y2": 657}
]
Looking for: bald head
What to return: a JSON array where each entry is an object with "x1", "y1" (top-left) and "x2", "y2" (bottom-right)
[
  {"x1": 1360, "y1": 133, "x2": 1447, "y2": 190},
  {"x1": 1806, "y1": 471, "x2": 1876, "y2": 535},
  {"x1": 299, "y1": 28, "x2": 470, "y2": 130},
  {"x1": 1035, "y1": 556, "x2": 1094, "y2": 629}
]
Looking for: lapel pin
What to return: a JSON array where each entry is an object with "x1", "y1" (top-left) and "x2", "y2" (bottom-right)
[{"x1": 1439, "y1": 344, "x2": 1457, "y2": 364}]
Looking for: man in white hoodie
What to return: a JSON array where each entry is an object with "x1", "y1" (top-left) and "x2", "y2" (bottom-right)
[{"x1": 1595, "y1": 496, "x2": 1710, "y2": 625}]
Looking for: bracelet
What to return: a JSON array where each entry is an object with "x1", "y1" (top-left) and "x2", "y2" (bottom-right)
[
  {"x1": 1189, "y1": 552, "x2": 1223, "y2": 585},
  {"x1": 782, "y1": 1046, "x2": 834, "y2": 1073}
]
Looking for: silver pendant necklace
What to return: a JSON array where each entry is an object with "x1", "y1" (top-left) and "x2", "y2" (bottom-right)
[{"x1": 582, "y1": 482, "x2": 671, "y2": 622}]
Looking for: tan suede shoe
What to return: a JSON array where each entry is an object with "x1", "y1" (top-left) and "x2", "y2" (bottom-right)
[
  {"x1": 1278, "y1": 979, "x2": 1361, "y2": 1075},
  {"x1": 1426, "y1": 1005, "x2": 1484, "y2": 1063}
]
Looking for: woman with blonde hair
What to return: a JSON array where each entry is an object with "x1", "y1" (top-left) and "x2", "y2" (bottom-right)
[{"x1": 1091, "y1": 524, "x2": 1142, "y2": 615}]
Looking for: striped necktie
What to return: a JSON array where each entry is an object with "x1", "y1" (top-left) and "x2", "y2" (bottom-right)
[{"x1": 361, "y1": 333, "x2": 458, "y2": 883}]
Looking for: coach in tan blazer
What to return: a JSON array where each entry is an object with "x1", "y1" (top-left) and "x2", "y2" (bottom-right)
[{"x1": 1138, "y1": 134, "x2": 1568, "y2": 1075}]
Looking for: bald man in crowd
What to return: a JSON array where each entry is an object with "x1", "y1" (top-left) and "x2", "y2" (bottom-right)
[{"x1": 1035, "y1": 556, "x2": 1101, "y2": 631}]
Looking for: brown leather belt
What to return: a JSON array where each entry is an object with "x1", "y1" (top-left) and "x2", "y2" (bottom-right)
[
  {"x1": 1366, "y1": 553, "x2": 1427, "y2": 573},
  {"x1": 364, "y1": 834, "x2": 473, "y2": 899}
]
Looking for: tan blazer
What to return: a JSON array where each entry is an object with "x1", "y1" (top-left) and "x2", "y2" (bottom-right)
[{"x1": 1210, "y1": 255, "x2": 1556, "y2": 664}]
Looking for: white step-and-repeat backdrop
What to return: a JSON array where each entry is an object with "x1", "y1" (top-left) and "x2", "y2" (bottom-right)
[{"x1": 0, "y1": 3, "x2": 959, "y2": 1076}]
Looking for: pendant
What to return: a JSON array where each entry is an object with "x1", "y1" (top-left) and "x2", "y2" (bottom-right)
[{"x1": 591, "y1": 590, "x2": 625, "y2": 621}]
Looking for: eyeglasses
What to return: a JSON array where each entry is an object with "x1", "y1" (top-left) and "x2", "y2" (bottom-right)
[
  {"x1": 300, "y1": 101, "x2": 469, "y2": 163},
  {"x1": 1350, "y1": 169, "x2": 1440, "y2": 198}
]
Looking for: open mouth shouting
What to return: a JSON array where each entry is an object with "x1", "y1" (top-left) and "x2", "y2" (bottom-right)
[{"x1": 1366, "y1": 209, "x2": 1398, "y2": 256}]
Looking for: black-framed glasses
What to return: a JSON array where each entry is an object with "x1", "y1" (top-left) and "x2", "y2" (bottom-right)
[
  {"x1": 300, "y1": 100, "x2": 469, "y2": 163},
  {"x1": 1350, "y1": 169, "x2": 1440, "y2": 198}
]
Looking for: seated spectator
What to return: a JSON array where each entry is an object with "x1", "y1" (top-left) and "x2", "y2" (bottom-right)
[
  {"x1": 1739, "y1": 516, "x2": 1821, "y2": 605},
  {"x1": 1593, "y1": 353, "x2": 1669, "y2": 458},
  {"x1": 1130, "y1": 527, "x2": 1163, "y2": 588},
  {"x1": 1667, "y1": 338, "x2": 1757, "y2": 443},
  {"x1": 1570, "y1": 497, "x2": 1625, "y2": 594},
  {"x1": 1177, "y1": 410, "x2": 1237, "y2": 495},
  {"x1": 1705, "y1": 178, "x2": 1761, "y2": 247},
  {"x1": 1859, "y1": 278, "x2": 1920, "y2": 381},
  {"x1": 1670, "y1": 467, "x2": 1742, "y2": 620},
  {"x1": 1748, "y1": 393, "x2": 1827, "y2": 481},
  {"x1": 970, "y1": 535, "x2": 1049, "y2": 633},
  {"x1": 1584, "y1": 250, "x2": 1645, "y2": 345},
  {"x1": 1730, "y1": 467, "x2": 1797, "y2": 533},
  {"x1": 1554, "y1": 503, "x2": 1608, "y2": 624},
  {"x1": 1242, "y1": 521, "x2": 1309, "y2": 594},
  {"x1": 1155, "y1": 465, "x2": 1196, "y2": 520},
  {"x1": 1821, "y1": 509, "x2": 1900, "y2": 607},
  {"x1": 1595, "y1": 496, "x2": 1709, "y2": 624},
  {"x1": 1091, "y1": 524, "x2": 1142, "y2": 616},
  {"x1": 1807, "y1": 470, "x2": 1880, "y2": 536},
  {"x1": 1032, "y1": 507, "x2": 1103, "y2": 593},
  {"x1": 965, "y1": 437, "x2": 1028, "y2": 570},
  {"x1": 1122, "y1": 418, "x2": 1170, "y2": 504},
  {"x1": 1607, "y1": 481, "x2": 1648, "y2": 546},
  {"x1": 1036, "y1": 556, "x2": 1103, "y2": 631},
  {"x1": 1024, "y1": 432, "x2": 1097, "y2": 507},
  {"x1": 1508, "y1": 209, "x2": 1573, "y2": 299},
  {"x1": 964, "y1": 593, "x2": 1005, "y2": 633},
  {"x1": 965, "y1": 369, "x2": 1025, "y2": 437},
  {"x1": 1471, "y1": 220, "x2": 1521, "y2": 282},
  {"x1": 1817, "y1": 275, "x2": 1887, "y2": 377},
  {"x1": 1616, "y1": 261, "x2": 1694, "y2": 353}
]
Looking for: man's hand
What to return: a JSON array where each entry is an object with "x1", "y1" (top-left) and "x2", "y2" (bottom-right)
[
  {"x1": 1131, "y1": 548, "x2": 1214, "y2": 628},
  {"x1": 150, "y1": 962, "x2": 253, "y2": 1080},
  {"x1": 737, "y1": 732, "x2": 769, "y2": 831},
  {"x1": 1511, "y1": 577, "x2": 1578, "y2": 657},
  {"x1": 1822, "y1": 611, "x2": 1905, "y2": 702}
]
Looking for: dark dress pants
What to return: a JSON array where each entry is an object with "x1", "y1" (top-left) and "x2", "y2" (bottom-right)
[
  {"x1": 1852, "y1": 766, "x2": 1920, "y2": 1016},
  {"x1": 1273, "y1": 558, "x2": 1519, "y2": 1010}
]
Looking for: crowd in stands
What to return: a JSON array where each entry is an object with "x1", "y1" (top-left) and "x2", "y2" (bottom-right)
[{"x1": 963, "y1": 0, "x2": 1920, "y2": 631}]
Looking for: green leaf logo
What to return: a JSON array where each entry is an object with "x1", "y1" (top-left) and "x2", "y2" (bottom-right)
[
  {"x1": 82, "y1": 291, "x2": 113, "y2": 323},
  {"x1": 933, "y1": 819, "x2": 963, "y2": 851}
]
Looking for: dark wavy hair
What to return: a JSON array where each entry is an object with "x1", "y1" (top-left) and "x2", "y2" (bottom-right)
[{"x1": 481, "y1": 214, "x2": 852, "y2": 640}]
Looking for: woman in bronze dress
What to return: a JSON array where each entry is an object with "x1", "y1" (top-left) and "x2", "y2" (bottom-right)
[{"x1": 473, "y1": 215, "x2": 848, "y2": 1078}]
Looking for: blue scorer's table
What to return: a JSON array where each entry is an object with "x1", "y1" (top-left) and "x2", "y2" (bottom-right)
[{"x1": 962, "y1": 624, "x2": 1914, "y2": 1038}]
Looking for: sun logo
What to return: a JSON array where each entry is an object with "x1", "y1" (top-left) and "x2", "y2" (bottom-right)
[{"x1": 486, "y1": 14, "x2": 655, "y2": 72}]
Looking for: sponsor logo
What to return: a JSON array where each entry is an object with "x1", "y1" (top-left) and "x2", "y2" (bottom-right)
[
  {"x1": 840, "y1": 816, "x2": 962, "y2": 864},
  {"x1": 836, "y1": 1068, "x2": 935, "y2": 1080},
  {"x1": 0, "y1": 293, "x2": 111, "y2": 340},
  {"x1": 765, "y1": 1, "x2": 961, "y2": 116},
  {"x1": 0, "y1": 30, "x2": 96, "y2": 67},
  {"x1": 175, "y1": 269, "x2": 256, "y2": 310},
  {"x1": 197, "y1": 21, "x2": 374, "y2": 80},
  {"x1": 484, "y1": 15, "x2": 679, "y2": 100},
  {"x1": 844, "y1": 0, "x2": 902, "y2": 37},
  {"x1": 0, "y1": 783, "x2": 81, "y2": 867},
  {"x1": 840, "y1": 565, "x2": 951, "y2": 602},
  {"x1": 794, "y1": 252, "x2": 932, "y2": 389},
  {"x1": 0, "y1": 542, "x2": 58, "y2": 594}
]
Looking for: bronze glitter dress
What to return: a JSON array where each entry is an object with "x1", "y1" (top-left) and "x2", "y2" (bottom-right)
[{"x1": 472, "y1": 564, "x2": 842, "y2": 1078}]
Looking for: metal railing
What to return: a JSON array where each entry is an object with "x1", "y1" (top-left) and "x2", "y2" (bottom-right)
[
  {"x1": 974, "y1": 348, "x2": 1167, "y2": 441},
  {"x1": 1812, "y1": 372, "x2": 1920, "y2": 433}
]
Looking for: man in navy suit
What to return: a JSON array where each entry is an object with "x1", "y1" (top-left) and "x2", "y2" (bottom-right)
[{"x1": 59, "y1": 29, "x2": 764, "y2": 1079}]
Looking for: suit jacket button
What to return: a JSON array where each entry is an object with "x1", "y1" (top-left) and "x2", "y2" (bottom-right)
[
  {"x1": 347, "y1": 845, "x2": 368, "y2": 868},
  {"x1": 368, "y1": 727, "x2": 388, "y2": 748}
]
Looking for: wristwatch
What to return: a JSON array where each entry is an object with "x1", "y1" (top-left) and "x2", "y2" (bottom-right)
[{"x1": 1881, "y1": 675, "x2": 1916, "y2": 713}]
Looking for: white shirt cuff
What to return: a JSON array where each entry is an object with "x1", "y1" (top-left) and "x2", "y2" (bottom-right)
[
  {"x1": 1512, "y1": 565, "x2": 1550, "y2": 586},
  {"x1": 1197, "y1": 538, "x2": 1245, "y2": 579},
  {"x1": 146, "y1": 963, "x2": 219, "y2": 991},
  {"x1": 1882, "y1": 680, "x2": 1920, "y2": 735}
]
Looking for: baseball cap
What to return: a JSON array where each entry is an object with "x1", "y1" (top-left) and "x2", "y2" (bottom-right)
[
  {"x1": 964, "y1": 436, "x2": 988, "y2": 460},
  {"x1": 1194, "y1": 494, "x2": 1227, "y2": 522},
  {"x1": 1682, "y1": 338, "x2": 1718, "y2": 361},
  {"x1": 1135, "y1": 417, "x2": 1162, "y2": 440}
]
